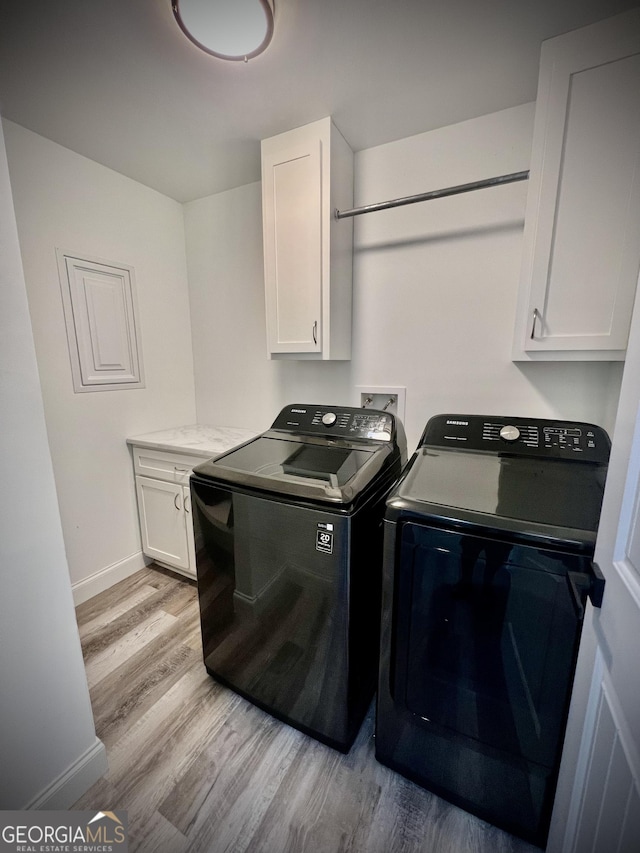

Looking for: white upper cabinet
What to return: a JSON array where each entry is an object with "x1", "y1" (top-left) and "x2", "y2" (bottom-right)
[
  {"x1": 513, "y1": 9, "x2": 640, "y2": 361},
  {"x1": 261, "y1": 117, "x2": 353, "y2": 359}
]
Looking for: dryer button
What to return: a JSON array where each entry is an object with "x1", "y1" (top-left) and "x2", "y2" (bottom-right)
[
  {"x1": 500, "y1": 425, "x2": 521, "y2": 442},
  {"x1": 322, "y1": 412, "x2": 338, "y2": 426}
]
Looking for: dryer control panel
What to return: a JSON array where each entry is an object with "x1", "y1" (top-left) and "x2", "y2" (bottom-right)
[
  {"x1": 420, "y1": 414, "x2": 610, "y2": 463},
  {"x1": 271, "y1": 404, "x2": 395, "y2": 442}
]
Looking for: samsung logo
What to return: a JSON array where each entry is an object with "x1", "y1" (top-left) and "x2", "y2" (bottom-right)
[
  {"x1": 291, "y1": 408, "x2": 307, "y2": 413},
  {"x1": 446, "y1": 420, "x2": 468, "y2": 426}
]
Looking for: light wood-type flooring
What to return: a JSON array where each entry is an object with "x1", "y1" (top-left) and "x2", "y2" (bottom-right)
[{"x1": 72, "y1": 565, "x2": 540, "y2": 853}]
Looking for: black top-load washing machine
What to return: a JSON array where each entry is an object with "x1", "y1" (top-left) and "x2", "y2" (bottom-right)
[
  {"x1": 190, "y1": 403, "x2": 407, "y2": 752},
  {"x1": 376, "y1": 414, "x2": 610, "y2": 848}
]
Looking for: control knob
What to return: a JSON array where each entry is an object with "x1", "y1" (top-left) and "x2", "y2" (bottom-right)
[
  {"x1": 499, "y1": 425, "x2": 521, "y2": 442},
  {"x1": 321, "y1": 412, "x2": 337, "y2": 426}
]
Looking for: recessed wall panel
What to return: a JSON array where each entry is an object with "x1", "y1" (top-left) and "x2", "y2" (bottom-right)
[{"x1": 57, "y1": 251, "x2": 144, "y2": 392}]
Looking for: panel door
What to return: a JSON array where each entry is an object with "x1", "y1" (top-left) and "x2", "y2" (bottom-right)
[
  {"x1": 57, "y1": 251, "x2": 145, "y2": 389},
  {"x1": 135, "y1": 475, "x2": 190, "y2": 570},
  {"x1": 515, "y1": 10, "x2": 640, "y2": 359},
  {"x1": 547, "y1": 267, "x2": 640, "y2": 851},
  {"x1": 262, "y1": 137, "x2": 322, "y2": 354}
]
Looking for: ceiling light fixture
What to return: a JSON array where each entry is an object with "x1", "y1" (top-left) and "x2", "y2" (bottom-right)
[{"x1": 172, "y1": 0, "x2": 275, "y2": 62}]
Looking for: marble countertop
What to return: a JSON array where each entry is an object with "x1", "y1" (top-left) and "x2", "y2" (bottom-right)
[{"x1": 127, "y1": 424, "x2": 258, "y2": 458}]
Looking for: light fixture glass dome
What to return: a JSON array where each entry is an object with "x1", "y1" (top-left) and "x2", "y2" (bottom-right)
[{"x1": 172, "y1": 0, "x2": 275, "y2": 62}]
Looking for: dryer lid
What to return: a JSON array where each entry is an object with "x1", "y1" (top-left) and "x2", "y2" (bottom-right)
[{"x1": 388, "y1": 447, "x2": 608, "y2": 546}]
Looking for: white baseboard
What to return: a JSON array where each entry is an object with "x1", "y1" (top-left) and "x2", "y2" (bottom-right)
[
  {"x1": 72, "y1": 551, "x2": 151, "y2": 606},
  {"x1": 25, "y1": 737, "x2": 108, "y2": 810}
]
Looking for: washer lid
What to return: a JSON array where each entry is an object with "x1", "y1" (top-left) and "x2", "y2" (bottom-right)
[
  {"x1": 388, "y1": 447, "x2": 608, "y2": 545},
  {"x1": 192, "y1": 432, "x2": 394, "y2": 505}
]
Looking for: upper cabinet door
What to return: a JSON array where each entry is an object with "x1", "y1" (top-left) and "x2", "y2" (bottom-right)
[
  {"x1": 262, "y1": 117, "x2": 354, "y2": 360},
  {"x1": 262, "y1": 136, "x2": 323, "y2": 354},
  {"x1": 513, "y1": 9, "x2": 640, "y2": 361}
]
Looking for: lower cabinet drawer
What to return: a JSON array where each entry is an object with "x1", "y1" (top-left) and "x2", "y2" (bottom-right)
[{"x1": 132, "y1": 446, "x2": 203, "y2": 484}]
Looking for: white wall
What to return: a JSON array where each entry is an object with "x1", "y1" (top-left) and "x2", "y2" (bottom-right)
[
  {"x1": 352, "y1": 103, "x2": 623, "y2": 447},
  {"x1": 4, "y1": 121, "x2": 197, "y2": 602},
  {"x1": 186, "y1": 104, "x2": 623, "y2": 451},
  {"x1": 0, "y1": 119, "x2": 106, "y2": 809},
  {"x1": 185, "y1": 181, "x2": 352, "y2": 435}
]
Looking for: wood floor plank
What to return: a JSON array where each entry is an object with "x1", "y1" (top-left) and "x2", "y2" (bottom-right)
[
  {"x1": 241, "y1": 732, "x2": 346, "y2": 853},
  {"x1": 104, "y1": 662, "x2": 246, "y2": 801},
  {"x1": 85, "y1": 610, "x2": 178, "y2": 688},
  {"x1": 129, "y1": 810, "x2": 190, "y2": 853},
  {"x1": 186, "y1": 716, "x2": 306, "y2": 853},
  {"x1": 71, "y1": 775, "x2": 118, "y2": 811},
  {"x1": 74, "y1": 567, "x2": 540, "y2": 853},
  {"x1": 81, "y1": 578, "x2": 196, "y2": 662},
  {"x1": 103, "y1": 660, "x2": 215, "y2": 786},
  {"x1": 163, "y1": 578, "x2": 197, "y2": 617},
  {"x1": 183, "y1": 622, "x2": 204, "y2": 652},
  {"x1": 79, "y1": 583, "x2": 161, "y2": 642},
  {"x1": 160, "y1": 699, "x2": 301, "y2": 842},
  {"x1": 75, "y1": 566, "x2": 173, "y2": 624},
  {"x1": 90, "y1": 628, "x2": 201, "y2": 750},
  {"x1": 155, "y1": 707, "x2": 272, "y2": 835}
]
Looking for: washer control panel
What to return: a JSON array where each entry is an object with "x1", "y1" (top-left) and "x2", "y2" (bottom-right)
[
  {"x1": 271, "y1": 404, "x2": 395, "y2": 442},
  {"x1": 421, "y1": 414, "x2": 610, "y2": 463}
]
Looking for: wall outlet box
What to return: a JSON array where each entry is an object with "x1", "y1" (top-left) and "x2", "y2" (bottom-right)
[{"x1": 356, "y1": 386, "x2": 406, "y2": 425}]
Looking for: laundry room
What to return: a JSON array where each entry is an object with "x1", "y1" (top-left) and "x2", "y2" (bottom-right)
[{"x1": 1, "y1": 2, "x2": 640, "y2": 852}]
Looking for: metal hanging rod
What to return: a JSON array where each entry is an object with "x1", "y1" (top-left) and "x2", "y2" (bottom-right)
[{"x1": 334, "y1": 170, "x2": 529, "y2": 220}]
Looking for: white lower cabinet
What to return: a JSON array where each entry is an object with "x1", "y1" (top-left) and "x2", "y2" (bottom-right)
[
  {"x1": 131, "y1": 446, "x2": 202, "y2": 579},
  {"x1": 135, "y1": 477, "x2": 195, "y2": 576}
]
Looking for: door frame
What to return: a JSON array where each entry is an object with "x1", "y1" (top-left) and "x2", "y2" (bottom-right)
[{"x1": 547, "y1": 269, "x2": 640, "y2": 851}]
